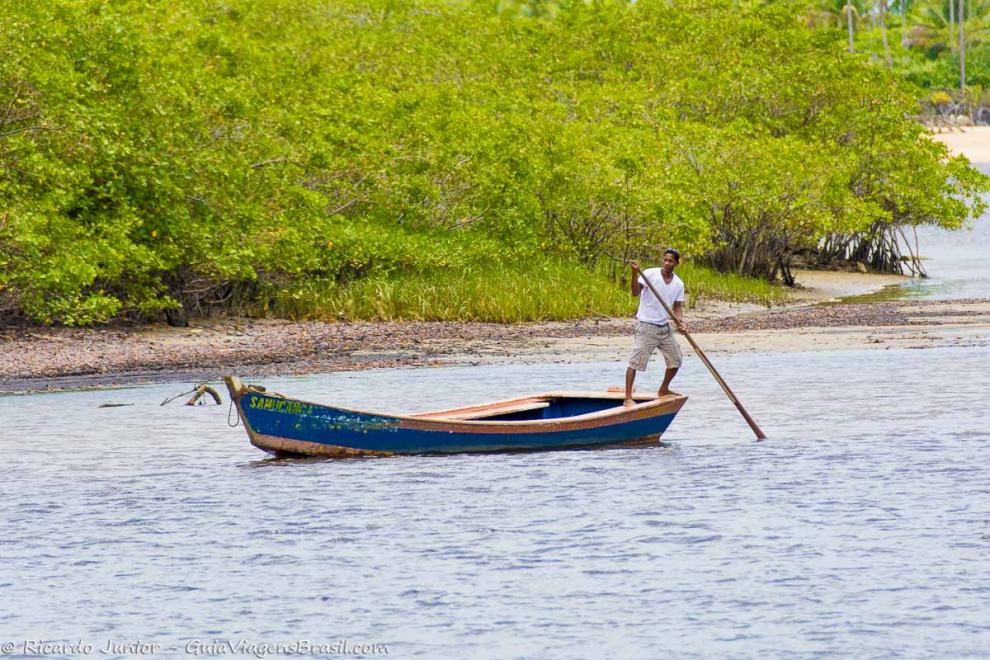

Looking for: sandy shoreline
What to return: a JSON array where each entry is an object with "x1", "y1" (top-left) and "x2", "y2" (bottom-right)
[
  {"x1": 3, "y1": 291, "x2": 988, "y2": 394},
  {"x1": 932, "y1": 125, "x2": 990, "y2": 164},
  {"x1": 4, "y1": 269, "x2": 907, "y2": 393}
]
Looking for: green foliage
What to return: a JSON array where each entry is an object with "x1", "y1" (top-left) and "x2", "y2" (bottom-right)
[
  {"x1": 270, "y1": 259, "x2": 787, "y2": 322},
  {"x1": 670, "y1": 263, "x2": 790, "y2": 308},
  {"x1": 272, "y1": 260, "x2": 632, "y2": 322},
  {"x1": 1, "y1": 0, "x2": 985, "y2": 325},
  {"x1": 808, "y1": 0, "x2": 990, "y2": 91}
]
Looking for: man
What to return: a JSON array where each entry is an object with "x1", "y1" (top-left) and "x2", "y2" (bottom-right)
[{"x1": 624, "y1": 248, "x2": 686, "y2": 407}]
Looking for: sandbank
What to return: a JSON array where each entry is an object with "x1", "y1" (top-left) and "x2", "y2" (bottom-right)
[
  {"x1": 3, "y1": 292, "x2": 988, "y2": 394},
  {"x1": 788, "y1": 269, "x2": 909, "y2": 302},
  {"x1": 932, "y1": 126, "x2": 990, "y2": 164}
]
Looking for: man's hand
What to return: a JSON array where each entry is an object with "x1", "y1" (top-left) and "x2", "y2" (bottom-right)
[
  {"x1": 674, "y1": 320, "x2": 688, "y2": 334},
  {"x1": 628, "y1": 261, "x2": 643, "y2": 298}
]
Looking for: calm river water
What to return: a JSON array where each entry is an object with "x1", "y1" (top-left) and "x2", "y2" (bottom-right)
[{"x1": 3, "y1": 347, "x2": 990, "y2": 658}]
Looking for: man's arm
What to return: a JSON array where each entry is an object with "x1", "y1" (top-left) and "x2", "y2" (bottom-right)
[
  {"x1": 630, "y1": 261, "x2": 642, "y2": 297},
  {"x1": 672, "y1": 301, "x2": 687, "y2": 332}
]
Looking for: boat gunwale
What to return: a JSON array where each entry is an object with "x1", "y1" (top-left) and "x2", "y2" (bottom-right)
[{"x1": 226, "y1": 377, "x2": 685, "y2": 429}]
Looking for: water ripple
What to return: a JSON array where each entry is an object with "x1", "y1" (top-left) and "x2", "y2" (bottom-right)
[{"x1": 2, "y1": 347, "x2": 990, "y2": 656}]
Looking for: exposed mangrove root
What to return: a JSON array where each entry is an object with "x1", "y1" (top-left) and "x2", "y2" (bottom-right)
[
  {"x1": 700, "y1": 228, "x2": 793, "y2": 285},
  {"x1": 818, "y1": 222, "x2": 927, "y2": 277},
  {"x1": 693, "y1": 220, "x2": 927, "y2": 286}
]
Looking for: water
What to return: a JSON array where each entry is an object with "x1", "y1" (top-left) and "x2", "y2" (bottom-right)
[
  {"x1": 3, "y1": 348, "x2": 990, "y2": 657},
  {"x1": 905, "y1": 218, "x2": 990, "y2": 299},
  {"x1": 902, "y1": 163, "x2": 990, "y2": 300}
]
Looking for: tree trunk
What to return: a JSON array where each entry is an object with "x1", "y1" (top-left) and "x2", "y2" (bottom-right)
[
  {"x1": 960, "y1": 0, "x2": 966, "y2": 92},
  {"x1": 878, "y1": 1, "x2": 893, "y2": 68},
  {"x1": 846, "y1": 3, "x2": 855, "y2": 53},
  {"x1": 949, "y1": 0, "x2": 955, "y2": 53}
]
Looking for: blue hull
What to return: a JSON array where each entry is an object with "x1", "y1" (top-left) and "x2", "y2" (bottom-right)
[{"x1": 226, "y1": 377, "x2": 687, "y2": 457}]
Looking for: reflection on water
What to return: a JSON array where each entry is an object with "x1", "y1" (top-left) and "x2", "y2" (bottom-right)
[{"x1": 2, "y1": 348, "x2": 990, "y2": 656}]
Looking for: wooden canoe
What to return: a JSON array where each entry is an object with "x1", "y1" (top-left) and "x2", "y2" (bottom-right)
[{"x1": 223, "y1": 376, "x2": 687, "y2": 457}]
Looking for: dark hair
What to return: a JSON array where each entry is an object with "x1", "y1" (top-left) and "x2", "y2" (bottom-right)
[{"x1": 663, "y1": 248, "x2": 680, "y2": 263}]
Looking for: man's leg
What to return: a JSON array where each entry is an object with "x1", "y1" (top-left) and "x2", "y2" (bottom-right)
[
  {"x1": 658, "y1": 367, "x2": 679, "y2": 396},
  {"x1": 624, "y1": 367, "x2": 637, "y2": 407},
  {"x1": 625, "y1": 322, "x2": 654, "y2": 407},
  {"x1": 657, "y1": 330, "x2": 683, "y2": 396}
]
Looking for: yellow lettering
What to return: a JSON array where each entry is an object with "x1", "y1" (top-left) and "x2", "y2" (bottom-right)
[{"x1": 248, "y1": 397, "x2": 315, "y2": 416}]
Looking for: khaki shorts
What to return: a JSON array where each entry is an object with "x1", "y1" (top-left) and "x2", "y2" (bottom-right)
[{"x1": 628, "y1": 320, "x2": 683, "y2": 371}]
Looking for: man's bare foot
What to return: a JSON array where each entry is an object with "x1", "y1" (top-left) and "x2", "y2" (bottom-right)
[
  {"x1": 658, "y1": 389, "x2": 681, "y2": 397},
  {"x1": 623, "y1": 398, "x2": 635, "y2": 408}
]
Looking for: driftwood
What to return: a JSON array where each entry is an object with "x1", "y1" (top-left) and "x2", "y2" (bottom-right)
[
  {"x1": 186, "y1": 384, "x2": 222, "y2": 406},
  {"x1": 161, "y1": 383, "x2": 222, "y2": 406}
]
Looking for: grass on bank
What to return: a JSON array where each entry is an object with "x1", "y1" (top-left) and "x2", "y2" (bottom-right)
[
  {"x1": 674, "y1": 263, "x2": 788, "y2": 309},
  {"x1": 270, "y1": 261, "x2": 790, "y2": 323}
]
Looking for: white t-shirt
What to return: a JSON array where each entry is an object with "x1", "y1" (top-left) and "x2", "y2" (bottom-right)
[{"x1": 636, "y1": 268, "x2": 685, "y2": 325}]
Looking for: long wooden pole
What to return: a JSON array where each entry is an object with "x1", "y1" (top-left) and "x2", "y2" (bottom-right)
[{"x1": 636, "y1": 267, "x2": 767, "y2": 440}]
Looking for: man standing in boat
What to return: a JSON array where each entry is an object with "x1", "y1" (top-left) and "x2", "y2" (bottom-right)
[{"x1": 624, "y1": 248, "x2": 686, "y2": 407}]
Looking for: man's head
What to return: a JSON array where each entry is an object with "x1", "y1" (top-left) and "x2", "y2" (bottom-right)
[{"x1": 661, "y1": 248, "x2": 680, "y2": 272}]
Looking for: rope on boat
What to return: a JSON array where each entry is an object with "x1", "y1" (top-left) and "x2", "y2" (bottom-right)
[{"x1": 227, "y1": 398, "x2": 240, "y2": 427}]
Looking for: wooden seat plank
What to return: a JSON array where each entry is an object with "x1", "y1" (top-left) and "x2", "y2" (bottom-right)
[{"x1": 415, "y1": 400, "x2": 550, "y2": 421}]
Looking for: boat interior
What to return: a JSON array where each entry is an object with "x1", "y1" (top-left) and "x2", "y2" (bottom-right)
[{"x1": 411, "y1": 393, "x2": 665, "y2": 422}]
